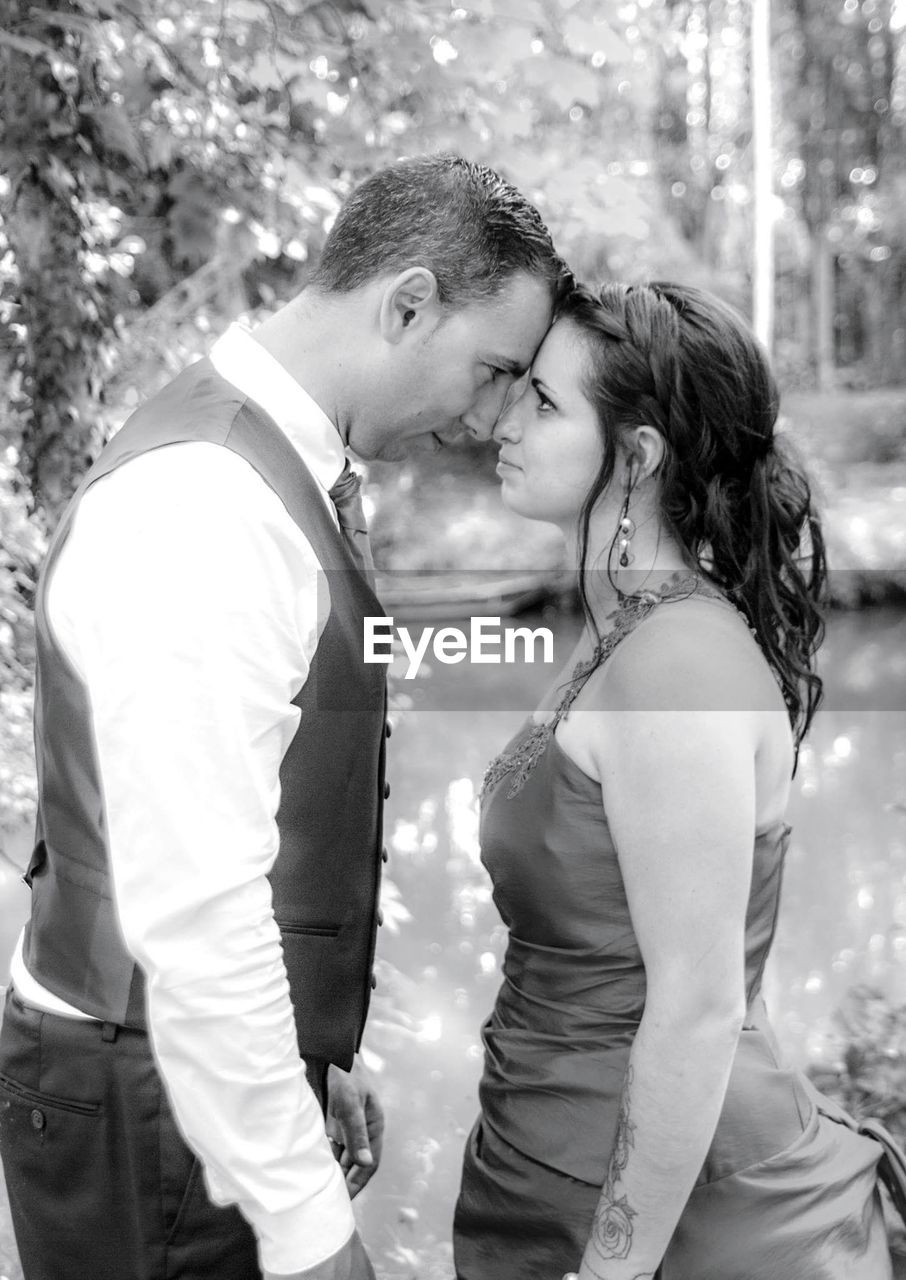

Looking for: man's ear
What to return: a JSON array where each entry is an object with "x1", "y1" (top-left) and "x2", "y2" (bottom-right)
[{"x1": 379, "y1": 267, "x2": 441, "y2": 343}]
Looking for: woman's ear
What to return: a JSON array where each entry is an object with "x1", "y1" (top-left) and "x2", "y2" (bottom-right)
[
  {"x1": 626, "y1": 424, "x2": 666, "y2": 482},
  {"x1": 379, "y1": 267, "x2": 441, "y2": 343}
]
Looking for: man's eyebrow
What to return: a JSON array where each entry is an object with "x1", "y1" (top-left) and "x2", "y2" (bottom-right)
[{"x1": 491, "y1": 357, "x2": 529, "y2": 377}]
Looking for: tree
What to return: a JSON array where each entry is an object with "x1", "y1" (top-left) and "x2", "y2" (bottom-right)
[
  {"x1": 0, "y1": 0, "x2": 123, "y2": 523},
  {"x1": 4, "y1": 0, "x2": 905, "y2": 528},
  {"x1": 752, "y1": 0, "x2": 774, "y2": 351},
  {"x1": 775, "y1": 0, "x2": 906, "y2": 387},
  {"x1": 0, "y1": 0, "x2": 376, "y2": 522},
  {"x1": 1, "y1": 0, "x2": 675, "y2": 526}
]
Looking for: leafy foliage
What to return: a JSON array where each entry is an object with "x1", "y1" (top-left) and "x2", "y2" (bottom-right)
[
  {"x1": 1, "y1": 0, "x2": 692, "y2": 517},
  {"x1": 809, "y1": 984, "x2": 906, "y2": 1144},
  {"x1": 0, "y1": 449, "x2": 42, "y2": 834},
  {"x1": 772, "y1": 0, "x2": 906, "y2": 381},
  {"x1": 808, "y1": 984, "x2": 906, "y2": 1251},
  {"x1": 3, "y1": 0, "x2": 904, "y2": 520}
]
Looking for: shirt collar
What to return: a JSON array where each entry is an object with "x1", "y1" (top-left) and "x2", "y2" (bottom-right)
[{"x1": 209, "y1": 323, "x2": 347, "y2": 494}]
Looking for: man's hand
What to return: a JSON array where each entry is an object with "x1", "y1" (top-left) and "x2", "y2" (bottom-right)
[
  {"x1": 325, "y1": 1058, "x2": 384, "y2": 1198},
  {"x1": 264, "y1": 1229, "x2": 375, "y2": 1280}
]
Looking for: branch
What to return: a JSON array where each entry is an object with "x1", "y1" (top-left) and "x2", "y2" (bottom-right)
[
  {"x1": 126, "y1": 12, "x2": 212, "y2": 94},
  {"x1": 0, "y1": 27, "x2": 56, "y2": 58},
  {"x1": 105, "y1": 244, "x2": 257, "y2": 393}
]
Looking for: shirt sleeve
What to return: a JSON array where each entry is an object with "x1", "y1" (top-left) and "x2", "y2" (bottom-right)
[{"x1": 48, "y1": 442, "x2": 355, "y2": 1273}]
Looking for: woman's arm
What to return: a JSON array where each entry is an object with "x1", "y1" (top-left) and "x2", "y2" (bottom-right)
[
  {"x1": 572, "y1": 631, "x2": 764, "y2": 1279},
  {"x1": 576, "y1": 975, "x2": 744, "y2": 1279}
]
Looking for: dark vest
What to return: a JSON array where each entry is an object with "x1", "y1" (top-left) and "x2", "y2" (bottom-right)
[{"x1": 23, "y1": 358, "x2": 387, "y2": 1070}]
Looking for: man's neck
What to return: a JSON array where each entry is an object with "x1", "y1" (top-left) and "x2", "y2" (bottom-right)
[{"x1": 252, "y1": 292, "x2": 354, "y2": 444}]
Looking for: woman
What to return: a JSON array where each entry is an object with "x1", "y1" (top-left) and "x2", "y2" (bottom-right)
[{"x1": 453, "y1": 282, "x2": 896, "y2": 1280}]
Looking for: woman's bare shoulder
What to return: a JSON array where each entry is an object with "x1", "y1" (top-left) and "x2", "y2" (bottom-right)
[{"x1": 586, "y1": 596, "x2": 787, "y2": 716}]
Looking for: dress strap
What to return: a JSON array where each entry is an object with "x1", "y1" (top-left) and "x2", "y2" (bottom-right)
[{"x1": 482, "y1": 572, "x2": 722, "y2": 800}]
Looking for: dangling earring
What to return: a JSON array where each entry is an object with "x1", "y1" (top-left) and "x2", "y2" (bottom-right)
[{"x1": 617, "y1": 489, "x2": 635, "y2": 568}]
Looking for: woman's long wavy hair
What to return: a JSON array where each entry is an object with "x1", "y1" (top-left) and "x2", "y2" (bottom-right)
[{"x1": 561, "y1": 281, "x2": 827, "y2": 750}]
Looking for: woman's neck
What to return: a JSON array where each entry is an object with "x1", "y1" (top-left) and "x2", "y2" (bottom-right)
[{"x1": 566, "y1": 513, "x2": 695, "y2": 621}]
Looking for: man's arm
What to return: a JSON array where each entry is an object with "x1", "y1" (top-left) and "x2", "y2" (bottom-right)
[
  {"x1": 266, "y1": 1230, "x2": 375, "y2": 1280},
  {"x1": 51, "y1": 443, "x2": 362, "y2": 1274}
]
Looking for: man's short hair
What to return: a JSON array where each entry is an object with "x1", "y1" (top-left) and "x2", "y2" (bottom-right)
[{"x1": 310, "y1": 153, "x2": 571, "y2": 306}]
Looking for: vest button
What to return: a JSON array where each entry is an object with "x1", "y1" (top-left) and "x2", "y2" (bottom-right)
[
  {"x1": 381, "y1": 847, "x2": 389, "y2": 863},
  {"x1": 383, "y1": 781, "x2": 391, "y2": 799},
  {"x1": 30, "y1": 1108, "x2": 45, "y2": 1132},
  {"x1": 370, "y1": 972, "x2": 378, "y2": 990},
  {"x1": 377, "y1": 908, "x2": 384, "y2": 927},
  {"x1": 385, "y1": 721, "x2": 393, "y2": 739}
]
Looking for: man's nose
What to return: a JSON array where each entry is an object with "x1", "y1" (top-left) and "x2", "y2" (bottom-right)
[{"x1": 462, "y1": 380, "x2": 511, "y2": 442}]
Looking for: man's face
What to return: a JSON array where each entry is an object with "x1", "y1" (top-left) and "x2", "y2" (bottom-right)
[{"x1": 350, "y1": 272, "x2": 555, "y2": 462}]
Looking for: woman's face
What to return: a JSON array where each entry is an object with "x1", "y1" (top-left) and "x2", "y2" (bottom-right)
[{"x1": 493, "y1": 319, "x2": 606, "y2": 530}]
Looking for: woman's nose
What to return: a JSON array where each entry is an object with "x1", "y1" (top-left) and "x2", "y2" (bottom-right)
[{"x1": 492, "y1": 401, "x2": 521, "y2": 444}]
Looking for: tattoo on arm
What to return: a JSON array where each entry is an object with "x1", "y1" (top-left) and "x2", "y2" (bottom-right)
[{"x1": 582, "y1": 1068, "x2": 654, "y2": 1280}]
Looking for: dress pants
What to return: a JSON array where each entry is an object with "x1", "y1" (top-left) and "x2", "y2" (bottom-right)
[{"x1": 0, "y1": 986, "x2": 327, "y2": 1280}]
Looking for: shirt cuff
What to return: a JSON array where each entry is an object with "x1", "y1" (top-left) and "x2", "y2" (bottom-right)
[{"x1": 254, "y1": 1158, "x2": 356, "y2": 1275}]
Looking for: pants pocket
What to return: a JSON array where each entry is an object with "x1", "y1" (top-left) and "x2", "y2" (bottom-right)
[
  {"x1": 165, "y1": 1156, "x2": 204, "y2": 1245},
  {"x1": 156, "y1": 1079, "x2": 201, "y2": 1244},
  {"x1": 0, "y1": 1070, "x2": 101, "y2": 1121},
  {"x1": 0, "y1": 1067, "x2": 111, "y2": 1280},
  {"x1": 0, "y1": 1069, "x2": 102, "y2": 1170}
]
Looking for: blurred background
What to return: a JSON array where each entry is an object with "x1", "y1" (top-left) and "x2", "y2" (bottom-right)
[{"x1": 1, "y1": 0, "x2": 905, "y2": 1276}]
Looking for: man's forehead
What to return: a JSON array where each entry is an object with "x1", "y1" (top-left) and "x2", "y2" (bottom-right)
[
  {"x1": 496, "y1": 273, "x2": 554, "y2": 333},
  {"x1": 496, "y1": 270, "x2": 555, "y2": 315},
  {"x1": 461, "y1": 271, "x2": 553, "y2": 366}
]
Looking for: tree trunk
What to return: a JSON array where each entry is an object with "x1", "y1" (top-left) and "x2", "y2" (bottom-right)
[
  {"x1": 701, "y1": 0, "x2": 713, "y2": 135},
  {"x1": 0, "y1": 2, "x2": 108, "y2": 528},
  {"x1": 5, "y1": 176, "x2": 106, "y2": 526},
  {"x1": 751, "y1": 0, "x2": 774, "y2": 353},
  {"x1": 863, "y1": 262, "x2": 885, "y2": 385},
  {"x1": 811, "y1": 227, "x2": 835, "y2": 391}
]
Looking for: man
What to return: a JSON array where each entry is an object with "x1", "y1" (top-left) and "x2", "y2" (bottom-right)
[{"x1": 0, "y1": 154, "x2": 567, "y2": 1280}]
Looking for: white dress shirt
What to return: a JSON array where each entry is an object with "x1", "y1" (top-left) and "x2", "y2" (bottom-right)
[{"x1": 11, "y1": 325, "x2": 357, "y2": 1273}]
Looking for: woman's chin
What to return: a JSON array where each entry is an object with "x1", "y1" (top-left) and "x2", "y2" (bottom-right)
[{"x1": 499, "y1": 488, "x2": 541, "y2": 523}]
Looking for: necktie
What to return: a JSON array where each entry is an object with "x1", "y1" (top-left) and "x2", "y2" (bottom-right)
[{"x1": 329, "y1": 460, "x2": 375, "y2": 582}]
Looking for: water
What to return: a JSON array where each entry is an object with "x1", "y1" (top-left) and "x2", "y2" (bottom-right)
[{"x1": 1, "y1": 607, "x2": 904, "y2": 1279}]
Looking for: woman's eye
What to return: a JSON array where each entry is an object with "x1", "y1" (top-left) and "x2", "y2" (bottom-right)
[{"x1": 530, "y1": 377, "x2": 554, "y2": 412}]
